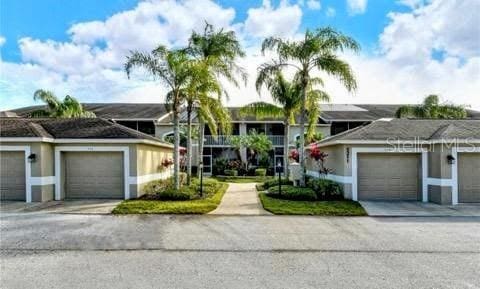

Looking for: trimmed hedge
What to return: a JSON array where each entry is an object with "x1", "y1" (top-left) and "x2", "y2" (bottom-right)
[
  {"x1": 140, "y1": 176, "x2": 223, "y2": 201},
  {"x1": 224, "y1": 169, "x2": 238, "y2": 176},
  {"x1": 267, "y1": 185, "x2": 317, "y2": 201},
  {"x1": 255, "y1": 168, "x2": 267, "y2": 176},
  {"x1": 307, "y1": 178, "x2": 344, "y2": 200},
  {"x1": 262, "y1": 179, "x2": 293, "y2": 190}
]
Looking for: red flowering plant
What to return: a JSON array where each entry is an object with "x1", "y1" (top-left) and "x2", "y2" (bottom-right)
[
  {"x1": 309, "y1": 143, "x2": 332, "y2": 175},
  {"x1": 161, "y1": 158, "x2": 174, "y2": 171},
  {"x1": 289, "y1": 149, "x2": 299, "y2": 162}
]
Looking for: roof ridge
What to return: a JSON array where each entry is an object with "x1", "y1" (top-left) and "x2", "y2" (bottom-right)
[{"x1": 27, "y1": 121, "x2": 54, "y2": 138}]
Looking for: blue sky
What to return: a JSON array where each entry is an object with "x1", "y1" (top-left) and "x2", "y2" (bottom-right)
[{"x1": 1, "y1": 0, "x2": 479, "y2": 110}]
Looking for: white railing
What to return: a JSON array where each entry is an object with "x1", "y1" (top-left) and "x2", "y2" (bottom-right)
[{"x1": 204, "y1": 135, "x2": 285, "y2": 146}]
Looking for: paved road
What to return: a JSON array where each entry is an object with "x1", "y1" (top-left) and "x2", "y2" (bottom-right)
[
  {"x1": 210, "y1": 182, "x2": 271, "y2": 215},
  {"x1": 1, "y1": 212, "x2": 479, "y2": 289}
]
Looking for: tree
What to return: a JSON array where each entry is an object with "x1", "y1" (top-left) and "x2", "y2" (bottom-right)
[
  {"x1": 30, "y1": 89, "x2": 95, "y2": 118},
  {"x1": 186, "y1": 22, "x2": 246, "y2": 179},
  {"x1": 125, "y1": 46, "x2": 192, "y2": 190},
  {"x1": 258, "y1": 27, "x2": 359, "y2": 185},
  {"x1": 395, "y1": 94, "x2": 467, "y2": 119},
  {"x1": 240, "y1": 72, "x2": 329, "y2": 177},
  {"x1": 230, "y1": 130, "x2": 273, "y2": 170}
]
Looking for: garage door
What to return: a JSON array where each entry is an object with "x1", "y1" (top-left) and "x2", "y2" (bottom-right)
[
  {"x1": 458, "y1": 153, "x2": 480, "y2": 203},
  {"x1": 358, "y1": 153, "x2": 420, "y2": 201},
  {"x1": 0, "y1": 151, "x2": 26, "y2": 201},
  {"x1": 64, "y1": 152, "x2": 124, "y2": 199}
]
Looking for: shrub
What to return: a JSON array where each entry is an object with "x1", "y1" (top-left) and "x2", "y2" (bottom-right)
[
  {"x1": 157, "y1": 188, "x2": 197, "y2": 201},
  {"x1": 258, "y1": 153, "x2": 270, "y2": 168},
  {"x1": 263, "y1": 179, "x2": 293, "y2": 189},
  {"x1": 267, "y1": 185, "x2": 317, "y2": 201},
  {"x1": 307, "y1": 178, "x2": 344, "y2": 200},
  {"x1": 224, "y1": 169, "x2": 238, "y2": 176},
  {"x1": 255, "y1": 168, "x2": 267, "y2": 176},
  {"x1": 212, "y1": 158, "x2": 228, "y2": 176}
]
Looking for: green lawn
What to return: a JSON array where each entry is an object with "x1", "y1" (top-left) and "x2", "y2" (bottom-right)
[
  {"x1": 259, "y1": 193, "x2": 367, "y2": 216},
  {"x1": 112, "y1": 183, "x2": 228, "y2": 214},
  {"x1": 212, "y1": 176, "x2": 274, "y2": 183}
]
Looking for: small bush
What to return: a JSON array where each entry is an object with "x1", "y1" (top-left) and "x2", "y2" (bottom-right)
[
  {"x1": 263, "y1": 179, "x2": 293, "y2": 189},
  {"x1": 157, "y1": 188, "x2": 197, "y2": 201},
  {"x1": 255, "y1": 168, "x2": 267, "y2": 176},
  {"x1": 213, "y1": 158, "x2": 228, "y2": 176},
  {"x1": 224, "y1": 169, "x2": 238, "y2": 176},
  {"x1": 307, "y1": 178, "x2": 344, "y2": 200},
  {"x1": 267, "y1": 185, "x2": 317, "y2": 201}
]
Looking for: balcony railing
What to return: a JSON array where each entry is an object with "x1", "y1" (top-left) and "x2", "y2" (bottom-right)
[{"x1": 204, "y1": 135, "x2": 285, "y2": 146}]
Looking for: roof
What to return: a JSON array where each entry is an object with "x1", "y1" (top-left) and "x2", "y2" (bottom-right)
[
  {"x1": 315, "y1": 119, "x2": 480, "y2": 146},
  {"x1": 0, "y1": 117, "x2": 173, "y2": 147},
  {"x1": 7, "y1": 103, "x2": 480, "y2": 122},
  {"x1": 10, "y1": 103, "x2": 170, "y2": 120}
]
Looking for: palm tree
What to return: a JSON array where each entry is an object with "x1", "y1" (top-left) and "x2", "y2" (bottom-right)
[
  {"x1": 186, "y1": 22, "x2": 246, "y2": 179},
  {"x1": 125, "y1": 46, "x2": 193, "y2": 190},
  {"x1": 182, "y1": 61, "x2": 231, "y2": 184},
  {"x1": 30, "y1": 89, "x2": 95, "y2": 118},
  {"x1": 258, "y1": 27, "x2": 359, "y2": 185},
  {"x1": 396, "y1": 94, "x2": 467, "y2": 119},
  {"x1": 240, "y1": 72, "x2": 330, "y2": 177}
]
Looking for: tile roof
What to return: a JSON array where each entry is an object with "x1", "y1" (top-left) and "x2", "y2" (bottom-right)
[
  {"x1": 0, "y1": 117, "x2": 172, "y2": 146},
  {"x1": 315, "y1": 119, "x2": 480, "y2": 145},
  {"x1": 10, "y1": 103, "x2": 170, "y2": 120}
]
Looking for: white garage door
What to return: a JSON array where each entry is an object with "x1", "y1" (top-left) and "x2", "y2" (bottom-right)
[
  {"x1": 64, "y1": 152, "x2": 124, "y2": 199},
  {"x1": 0, "y1": 151, "x2": 26, "y2": 201},
  {"x1": 358, "y1": 153, "x2": 420, "y2": 201},
  {"x1": 458, "y1": 153, "x2": 480, "y2": 203}
]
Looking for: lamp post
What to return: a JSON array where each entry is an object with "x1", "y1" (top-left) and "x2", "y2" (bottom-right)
[
  {"x1": 199, "y1": 161, "x2": 204, "y2": 197},
  {"x1": 276, "y1": 162, "x2": 283, "y2": 196}
]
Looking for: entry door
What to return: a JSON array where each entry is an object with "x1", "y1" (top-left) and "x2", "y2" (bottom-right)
[{"x1": 202, "y1": 155, "x2": 212, "y2": 174}]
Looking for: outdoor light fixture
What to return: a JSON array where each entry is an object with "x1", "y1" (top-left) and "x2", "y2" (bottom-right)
[
  {"x1": 276, "y1": 162, "x2": 283, "y2": 195},
  {"x1": 346, "y1": 147, "x2": 350, "y2": 163},
  {"x1": 27, "y1": 153, "x2": 36, "y2": 163},
  {"x1": 447, "y1": 155, "x2": 456, "y2": 165}
]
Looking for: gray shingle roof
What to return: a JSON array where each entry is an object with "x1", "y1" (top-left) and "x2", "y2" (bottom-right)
[
  {"x1": 316, "y1": 119, "x2": 480, "y2": 145},
  {"x1": 0, "y1": 117, "x2": 172, "y2": 146},
  {"x1": 10, "y1": 103, "x2": 170, "y2": 120}
]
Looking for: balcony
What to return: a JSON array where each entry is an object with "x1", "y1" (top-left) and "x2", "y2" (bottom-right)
[{"x1": 204, "y1": 135, "x2": 285, "y2": 146}]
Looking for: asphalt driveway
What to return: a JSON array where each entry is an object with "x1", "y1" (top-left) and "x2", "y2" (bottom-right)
[{"x1": 1, "y1": 211, "x2": 479, "y2": 289}]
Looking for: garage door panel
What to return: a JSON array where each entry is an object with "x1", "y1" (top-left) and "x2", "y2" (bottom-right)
[
  {"x1": 459, "y1": 153, "x2": 480, "y2": 203},
  {"x1": 0, "y1": 151, "x2": 26, "y2": 201},
  {"x1": 358, "y1": 153, "x2": 420, "y2": 201},
  {"x1": 65, "y1": 152, "x2": 124, "y2": 199}
]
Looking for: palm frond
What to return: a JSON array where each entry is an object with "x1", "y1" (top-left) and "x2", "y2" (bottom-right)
[{"x1": 239, "y1": 102, "x2": 284, "y2": 120}]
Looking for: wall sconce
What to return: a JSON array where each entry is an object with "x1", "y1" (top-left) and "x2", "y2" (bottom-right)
[
  {"x1": 447, "y1": 155, "x2": 455, "y2": 165},
  {"x1": 27, "y1": 153, "x2": 37, "y2": 163}
]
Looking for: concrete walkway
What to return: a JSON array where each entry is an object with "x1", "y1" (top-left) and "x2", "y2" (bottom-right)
[
  {"x1": 360, "y1": 201, "x2": 480, "y2": 217},
  {"x1": 210, "y1": 183, "x2": 272, "y2": 215}
]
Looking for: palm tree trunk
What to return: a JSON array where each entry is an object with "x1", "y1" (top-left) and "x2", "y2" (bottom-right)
[
  {"x1": 173, "y1": 106, "x2": 181, "y2": 190},
  {"x1": 197, "y1": 118, "x2": 205, "y2": 179},
  {"x1": 186, "y1": 103, "x2": 193, "y2": 185},
  {"x1": 284, "y1": 120, "x2": 290, "y2": 179},
  {"x1": 299, "y1": 77, "x2": 308, "y2": 187}
]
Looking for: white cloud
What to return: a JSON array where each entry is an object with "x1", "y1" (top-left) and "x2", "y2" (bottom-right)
[
  {"x1": 0, "y1": 36, "x2": 5, "y2": 47},
  {"x1": 306, "y1": 0, "x2": 321, "y2": 10},
  {"x1": 1, "y1": 0, "x2": 479, "y2": 111},
  {"x1": 347, "y1": 0, "x2": 368, "y2": 15},
  {"x1": 325, "y1": 7, "x2": 336, "y2": 17},
  {"x1": 244, "y1": 0, "x2": 302, "y2": 38}
]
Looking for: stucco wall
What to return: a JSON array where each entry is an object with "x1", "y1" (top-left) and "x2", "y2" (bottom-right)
[{"x1": 306, "y1": 144, "x2": 347, "y2": 176}]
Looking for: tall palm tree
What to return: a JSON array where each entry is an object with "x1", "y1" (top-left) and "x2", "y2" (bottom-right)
[
  {"x1": 186, "y1": 22, "x2": 246, "y2": 178},
  {"x1": 240, "y1": 72, "x2": 330, "y2": 177},
  {"x1": 125, "y1": 46, "x2": 193, "y2": 190},
  {"x1": 183, "y1": 61, "x2": 231, "y2": 184},
  {"x1": 30, "y1": 89, "x2": 95, "y2": 118},
  {"x1": 259, "y1": 27, "x2": 359, "y2": 185},
  {"x1": 396, "y1": 94, "x2": 467, "y2": 119}
]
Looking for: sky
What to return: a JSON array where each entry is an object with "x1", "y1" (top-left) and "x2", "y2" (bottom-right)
[{"x1": 0, "y1": 0, "x2": 479, "y2": 110}]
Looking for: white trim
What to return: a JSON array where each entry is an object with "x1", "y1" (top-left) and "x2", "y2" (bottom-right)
[
  {"x1": 0, "y1": 145, "x2": 32, "y2": 202},
  {"x1": 306, "y1": 170, "x2": 353, "y2": 184},
  {"x1": 351, "y1": 147, "x2": 427, "y2": 201},
  {"x1": 30, "y1": 176, "x2": 55, "y2": 186},
  {"x1": 0, "y1": 138, "x2": 173, "y2": 149},
  {"x1": 54, "y1": 146, "x2": 131, "y2": 200},
  {"x1": 422, "y1": 151, "x2": 428, "y2": 202},
  {"x1": 130, "y1": 171, "x2": 172, "y2": 185},
  {"x1": 426, "y1": 177, "x2": 455, "y2": 187},
  {"x1": 315, "y1": 139, "x2": 480, "y2": 148}
]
